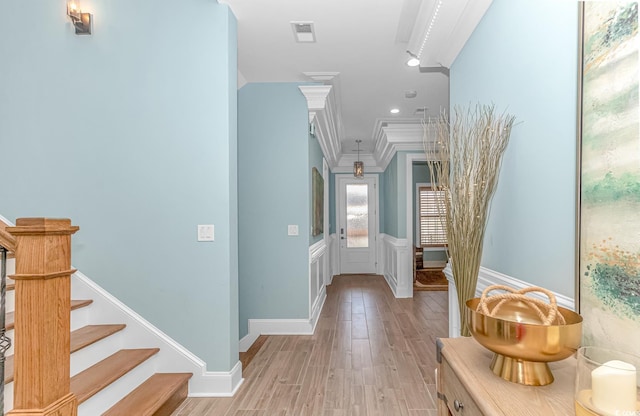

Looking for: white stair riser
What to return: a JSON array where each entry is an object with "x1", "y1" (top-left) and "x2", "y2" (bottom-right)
[
  {"x1": 70, "y1": 331, "x2": 126, "y2": 377},
  {"x1": 70, "y1": 303, "x2": 92, "y2": 332},
  {"x1": 77, "y1": 355, "x2": 158, "y2": 416}
]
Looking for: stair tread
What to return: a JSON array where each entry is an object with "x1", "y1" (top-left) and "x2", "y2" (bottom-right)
[
  {"x1": 6, "y1": 299, "x2": 93, "y2": 331},
  {"x1": 4, "y1": 324, "x2": 127, "y2": 384},
  {"x1": 71, "y1": 348, "x2": 160, "y2": 404},
  {"x1": 102, "y1": 373, "x2": 193, "y2": 416},
  {"x1": 71, "y1": 324, "x2": 127, "y2": 352}
]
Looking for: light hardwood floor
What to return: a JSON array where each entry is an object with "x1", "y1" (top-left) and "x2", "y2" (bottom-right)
[{"x1": 172, "y1": 274, "x2": 448, "y2": 416}]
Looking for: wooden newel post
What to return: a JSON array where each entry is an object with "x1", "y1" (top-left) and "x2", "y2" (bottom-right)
[{"x1": 6, "y1": 218, "x2": 79, "y2": 416}]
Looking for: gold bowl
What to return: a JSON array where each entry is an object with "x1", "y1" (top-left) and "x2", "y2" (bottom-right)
[{"x1": 466, "y1": 297, "x2": 583, "y2": 386}]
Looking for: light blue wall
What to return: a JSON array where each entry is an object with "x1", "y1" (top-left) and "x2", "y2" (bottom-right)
[
  {"x1": 382, "y1": 154, "x2": 401, "y2": 237},
  {"x1": 0, "y1": 1, "x2": 239, "y2": 370},
  {"x1": 238, "y1": 83, "x2": 310, "y2": 338},
  {"x1": 450, "y1": 0, "x2": 578, "y2": 297},
  {"x1": 309, "y1": 133, "x2": 324, "y2": 245},
  {"x1": 382, "y1": 152, "x2": 428, "y2": 239}
]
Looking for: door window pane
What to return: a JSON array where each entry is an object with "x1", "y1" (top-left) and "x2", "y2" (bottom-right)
[{"x1": 346, "y1": 184, "x2": 368, "y2": 248}]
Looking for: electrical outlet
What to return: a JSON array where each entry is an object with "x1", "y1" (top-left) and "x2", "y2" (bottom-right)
[
  {"x1": 198, "y1": 224, "x2": 214, "y2": 242},
  {"x1": 288, "y1": 225, "x2": 299, "y2": 236}
]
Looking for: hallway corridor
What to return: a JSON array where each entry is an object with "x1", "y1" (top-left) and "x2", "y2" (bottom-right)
[{"x1": 173, "y1": 274, "x2": 448, "y2": 415}]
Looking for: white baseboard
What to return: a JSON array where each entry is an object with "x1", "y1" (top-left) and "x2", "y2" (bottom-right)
[
  {"x1": 239, "y1": 288, "x2": 326, "y2": 353},
  {"x1": 239, "y1": 332, "x2": 260, "y2": 353},
  {"x1": 249, "y1": 319, "x2": 316, "y2": 335}
]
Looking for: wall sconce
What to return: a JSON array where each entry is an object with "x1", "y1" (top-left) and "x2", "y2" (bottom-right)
[
  {"x1": 353, "y1": 140, "x2": 364, "y2": 178},
  {"x1": 67, "y1": 0, "x2": 92, "y2": 35}
]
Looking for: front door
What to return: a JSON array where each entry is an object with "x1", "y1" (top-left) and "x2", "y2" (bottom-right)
[{"x1": 337, "y1": 175, "x2": 378, "y2": 274}]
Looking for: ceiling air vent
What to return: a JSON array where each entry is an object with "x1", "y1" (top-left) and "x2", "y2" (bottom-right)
[
  {"x1": 414, "y1": 107, "x2": 428, "y2": 115},
  {"x1": 291, "y1": 21, "x2": 316, "y2": 43}
]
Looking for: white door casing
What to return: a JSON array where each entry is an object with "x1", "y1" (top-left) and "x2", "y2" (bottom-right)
[{"x1": 336, "y1": 174, "x2": 378, "y2": 274}]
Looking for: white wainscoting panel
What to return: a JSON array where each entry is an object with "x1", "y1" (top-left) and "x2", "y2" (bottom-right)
[
  {"x1": 309, "y1": 239, "x2": 328, "y2": 331},
  {"x1": 380, "y1": 234, "x2": 412, "y2": 298},
  {"x1": 444, "y1": 264, "x2": 576, "y2": 338}
]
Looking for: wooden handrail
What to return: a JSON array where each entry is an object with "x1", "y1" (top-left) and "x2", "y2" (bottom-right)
[
  {"x1": 0, "y1": 221, "x2": 15, "y2": 252},
  {"x1": 6, "y1": 218, "x2": 79, "y2": 416}
]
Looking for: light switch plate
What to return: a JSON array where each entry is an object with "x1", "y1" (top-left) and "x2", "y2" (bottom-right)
[
  {"x1": 288, "y1": 224, "x2": 299, "y2": 236},
  {"x1": 198, "y1": 224, "x2": 214, "y2": 242}
]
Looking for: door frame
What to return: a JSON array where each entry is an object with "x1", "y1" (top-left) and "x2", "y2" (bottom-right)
[
  {"x1": 405, "y1": 153, "x2": 426, "y2": 254},
  {"x1": 335, "y1": 173, "x2": 380, "y2": 275}
]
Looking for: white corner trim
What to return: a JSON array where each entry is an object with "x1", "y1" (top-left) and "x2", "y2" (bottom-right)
[
  {"x1": 239, "y1": 332, "x2": 260, "y2": 353},
  {"x1": 383, "y1": 272, "x2": 398, "y2": 297},
  {"x1": 244, "y1": 289, "x2": 327, "y2": 344},
  {"x1": 72, "y1": 270, "x2": 243, "y2": 396},
  {"x1": 190, "y1": 361, "x2": 244, "y2": 398},
  {"x1": 310, "y1": 286, "x2": 327, "y2": 333}
]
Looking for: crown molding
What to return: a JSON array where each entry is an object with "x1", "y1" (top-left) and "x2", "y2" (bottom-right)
[
  {"x1": 299, "y1": 85, "x2": 342, "y2": 168},
  {"x1": 371, "y1": 121, "x2": 432, "y2": 170},
  {"x1": 299, "y1": 85, "x2": 332, "y2": 110},
  {"x1": 407, "y1": 0, "x2": 493, "y2": 68}
]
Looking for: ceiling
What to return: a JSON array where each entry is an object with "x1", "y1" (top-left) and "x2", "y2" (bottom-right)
[{"x1": 220, "y1": 0, "x2": 492, "y2": 171}]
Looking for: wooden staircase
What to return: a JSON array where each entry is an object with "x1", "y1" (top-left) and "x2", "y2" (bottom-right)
[{"x1": 0, "y1": 218, "x2": 192, "y2": 415}]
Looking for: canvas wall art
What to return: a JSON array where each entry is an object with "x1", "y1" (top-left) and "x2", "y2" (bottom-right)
[
  {"x1": 312, "y1": 167, "x2": 324, "y2": 237},
  {"x1": 578, "y1": 1, "x2": 640, "y2": 353}
]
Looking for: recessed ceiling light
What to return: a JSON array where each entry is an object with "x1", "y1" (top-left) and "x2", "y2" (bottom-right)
[
  {"x1": 405, "y1": 90, "x2": 417, "y2": 99},
  {"x1": 390, "y1": 108, "x2": 400, "y2": 114},
  {"x1": 406, "y1": 57, "x2": 420, "y2": 67}
]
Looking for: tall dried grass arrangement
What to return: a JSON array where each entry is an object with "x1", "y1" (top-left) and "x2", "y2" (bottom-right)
[{"x1": 424, "y1": 104, "x2": 516, "y2": 336}]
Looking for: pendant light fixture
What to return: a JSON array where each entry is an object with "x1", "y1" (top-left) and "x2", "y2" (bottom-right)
[{"x1": 354, "y1": 139, "x2": 364, "y2": 178}]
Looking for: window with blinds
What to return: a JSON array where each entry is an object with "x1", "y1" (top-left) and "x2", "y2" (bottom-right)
[{"x1": 418, "y1": 186, "x2": 447, "y2": 247}]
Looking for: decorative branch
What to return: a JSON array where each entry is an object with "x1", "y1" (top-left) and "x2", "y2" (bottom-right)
[{"x1": 424, "y1": 103, "x2": 516, "y2": 336}]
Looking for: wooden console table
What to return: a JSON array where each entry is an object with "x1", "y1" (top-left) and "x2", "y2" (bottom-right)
[{"x1": 436, "y1": 337, "x2": 576, "y2": 415}]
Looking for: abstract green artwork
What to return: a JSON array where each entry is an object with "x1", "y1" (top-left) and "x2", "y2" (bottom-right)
[{"x1": 579, "y1": 2, "x2": 640, "y2": 353}]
